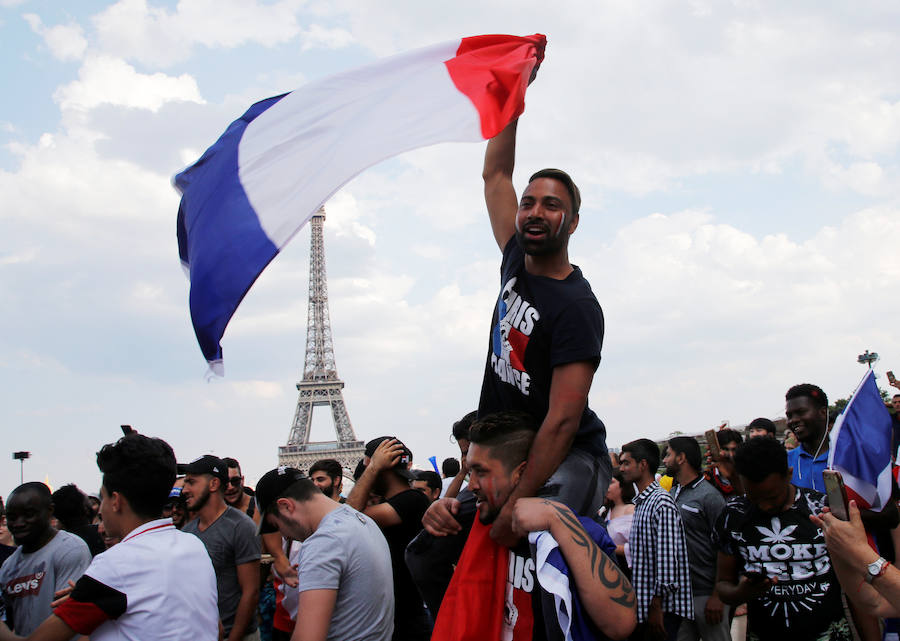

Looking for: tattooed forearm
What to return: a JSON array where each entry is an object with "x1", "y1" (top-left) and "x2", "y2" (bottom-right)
[{"x1": 543, "y1": 500, "x2": 636, "y2": 608}]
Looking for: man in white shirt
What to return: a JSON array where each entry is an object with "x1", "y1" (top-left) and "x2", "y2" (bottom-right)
[{"x1": 0, "y1": 433, "x2": 219, "y2": 641}]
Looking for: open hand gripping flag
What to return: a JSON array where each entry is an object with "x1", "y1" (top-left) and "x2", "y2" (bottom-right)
[
  {"x1": 175, "y1": 34, "x2": 546, "y2": 374},
  {"x1": 828, "y1": 370, "x2": 893, "y2": 511}
]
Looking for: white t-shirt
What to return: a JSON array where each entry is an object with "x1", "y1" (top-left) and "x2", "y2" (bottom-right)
[{"x1": 54, "y1": 519, "x2": 218, "y2": 641}]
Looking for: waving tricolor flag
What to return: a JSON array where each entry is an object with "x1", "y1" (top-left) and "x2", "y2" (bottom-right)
[
  {"x1": 828, "y1": 370, "x2": 893, "y2": 511},
  {"x1": 175, "y1": 34, "x2": 546, "y2": 374}
]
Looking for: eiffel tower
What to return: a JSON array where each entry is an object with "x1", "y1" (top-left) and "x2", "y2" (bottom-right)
[{"x1": 278, "y1": 208, "x2": 365, "y2": 474}]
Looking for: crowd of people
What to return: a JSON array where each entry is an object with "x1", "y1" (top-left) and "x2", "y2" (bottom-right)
[{"x1": 3, "y1": 109, "x2": 900, "y2": 641}]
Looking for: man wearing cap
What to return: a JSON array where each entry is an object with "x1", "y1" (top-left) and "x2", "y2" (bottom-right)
[
  {"x1": 477, "y1": 116, "x2": 609, "y2": 546},
  {"x1": 346, "y1": 438, "x2": 430, "y2": 641},
  {"x1": 746, "y1": 417, "x2": 776, "y2": 439},
  {"x1": 182, "y1": 456, "x2": 261, "y2": 641},
  {"x1": 256, "y1": 468, "x2": 393, "y2": 641}
]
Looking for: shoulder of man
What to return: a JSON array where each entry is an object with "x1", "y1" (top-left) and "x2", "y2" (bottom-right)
[
  {"x1": 386, "y1": 488, "x2": 430, "y2": 519},
  {"x1": 52, "y1": 530, "x2": 91, "y2": 561}
]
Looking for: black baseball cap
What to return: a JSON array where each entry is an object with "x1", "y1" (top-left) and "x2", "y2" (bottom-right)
[
  {"x1": 364, "y1": 437, "x2": 416, "y2": 481},
  {"x1": 255, "y1": 467, "x2": 307, "y2": 534},
  {"x1": 747, "y1": 417, "x2": 777, "y2": 436},
  {"x1": 179, "y1": 455, "x2": 228, "y2": 483}
]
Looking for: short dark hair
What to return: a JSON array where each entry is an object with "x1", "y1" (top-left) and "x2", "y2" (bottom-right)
[
  {"x1": 96, "y1": 434, "x2": 176, "y2": 519},
  {"x1": 734, "y1": 437, "x2": 788, "y2": 483},
  {"x1": 415, "y1": 470, "x2": 442, "y2": 491},
  {"x1": 667, "y1": 437, "x2": 701, "y2": 472},
  {"x1": 51, "y1": 484, "x2": 90, "y2": 528},
  {"x1": 717, "y1": 428, "x2": 743, "y2": 448},
  {"x1": 468, "y1": 411, "x2": 538, "y2": 472},
  {"x1": 529, "y1": 168, "x2": 581, "y2": 215},
  {"x1": 441, "y1": 457, "x2": 460, "y2": 477},
  {"x1": 622, "y1": 438, "x2": 660, "y2": 473},
  {"x1": 612, "y1": 470, "x2": 636, "y2": 503},
  {"x1": 221, "y1": 457, "x2": 241, "y2": 474},
  {"x1": 275, "y1": 477, "x2": 320, "y2": 504},
  {"x1": 308, "y1": 459, "x2": 342, "y2": 482},
  {"x1": 10, "y1": 482, "x2": 52, "y2": 509},
  {"x1": 452, "y1": 411, "x2": 478, "y2": 442},
  {"x1": 786, "y1": 383, "x2": 828, "y2": 410}
]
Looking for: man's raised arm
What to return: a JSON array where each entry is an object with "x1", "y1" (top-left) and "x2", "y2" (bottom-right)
[{"x1": 483, "y1": 120, "x2": 519, "y2": 250}]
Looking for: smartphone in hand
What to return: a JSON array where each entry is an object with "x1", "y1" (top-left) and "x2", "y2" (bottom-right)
[
  {"x1": 823, "y1": 470, "x2": 849, "y2": 520},
  {"x1": 705, "y1": 429, "x2": 721, "y2": 461}
]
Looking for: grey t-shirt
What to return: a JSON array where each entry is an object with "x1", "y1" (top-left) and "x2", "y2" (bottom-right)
[
  {"x1": 183, "y1": 506, "x2": 261, "y2": 634},
  {"x1": 298, "y1": 505, "x2": 394, "y2": 641},
  {"x1": 0, "y1": 530, "x2": 91, "y2": 634},
  {"x1": 671, "y1": 476, "x2": 726, "y2": 596}
]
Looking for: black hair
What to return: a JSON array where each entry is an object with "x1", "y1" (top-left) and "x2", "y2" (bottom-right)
[
  {"x1": 441, "y1": 457, "x2": 460, "y2": 478},
  {"x1": 734, "y1": 437, "x2": 788, "y2": 483},
  {"x1": 353, "y1": 459, "x2": 366, "y2": 481},
  {"x1": 10, "y1": 482, "x2": 52, "y2": 509},
  {"x1": 221, "y1": 457, "x2": 241, "y2": 474},
  {"x1": 612, "y1": 470, "x2": 636, "y2": 503},
  {"x1": 468, "y1": 411, "x2": 538, "y2": 472},
  {"x1": 308, "y1": 459, "x2": 343, "y2": 482},
  {"x1": 621, "y1": 438, "x2": 660, "y2": 474},
  {"x1": 276, "y1": 478, "x2": 320, "y2": 504},
  {"x1": 415, "y1": 470, "x2": 442, "y2": 491},
  {"x1": 717, "y1": 428, "x2": 743, "y2": 448},
  {"x1": 51, "y1": 484, "x2": 90, "y2": 528},
  {"x1": 529, "y1": 168, "x2": 581, "y2": 215},
  {"x1": 785, "y1": 383, "x2": 828, "y2": 410},
  {"x1": 96, "y1": 434, "x2": 176, "y2": 519},
  {"x1": 667, "y1": 436, "x2": 701, "y2": 472},
  {"x1": 452, "y1": 411, "x2": 478, "y2": 442}
]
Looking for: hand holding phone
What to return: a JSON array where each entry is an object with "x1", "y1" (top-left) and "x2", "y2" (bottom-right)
[
  {"x1": 823, "y1": 470, "x2": 849, "y2": 521},
  {"x1": 705, "y1": 429, "x2": 721, "y2": 462}
]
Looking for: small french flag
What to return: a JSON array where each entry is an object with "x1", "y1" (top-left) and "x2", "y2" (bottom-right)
[
  {"x1": 829, "y1": 370, "x2": 894, "y2": 511},
  {"x1": 174, "y1": 34, "x2": 546, "y2": 374}
]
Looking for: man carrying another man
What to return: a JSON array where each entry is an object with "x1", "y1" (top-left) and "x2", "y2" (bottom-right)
[{"x1": 433, "y1": 411, "x2": 635, "y2": 640}]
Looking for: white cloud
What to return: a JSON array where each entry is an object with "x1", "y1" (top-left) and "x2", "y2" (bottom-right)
[
  {"x1": 54, "y1": 55, "x2": 204, "y2": 112},
  {"x1": 91, "y1": 0, "x2": 307, "y2": 67},
  {"x1": 299, "y1": 24, "x2": 354, "y2": 51},
  {"x1": 23, "y1": 13, "x2": 88, "y2": 61}
]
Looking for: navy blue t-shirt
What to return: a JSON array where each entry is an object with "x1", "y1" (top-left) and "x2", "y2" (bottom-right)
[{"x1": 478, "y1": 237, "x2": 607, "y2": 457}]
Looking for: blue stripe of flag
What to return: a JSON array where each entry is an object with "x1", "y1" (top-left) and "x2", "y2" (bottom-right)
[
  {"x1": 175, "y1": 94, "x2": 288, "y2": 366},
  {"x1": 832, "y1": 370, "x2": 892, "y2": 486}
]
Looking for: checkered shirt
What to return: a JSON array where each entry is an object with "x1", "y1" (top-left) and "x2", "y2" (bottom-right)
[{"x1": 630, "y1": 480, "x2": 694, "y2": 622}]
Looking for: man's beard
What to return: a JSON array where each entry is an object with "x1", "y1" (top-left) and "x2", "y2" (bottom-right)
[
  {"x1": 319, "y1": 481, "x2": 335, "y2": 498},
  {"x1": 189, "y1": 486, "x2": 211, "y2": 511},
  {"x1": 515, "y1": 223, "x2": 568, "y2": 257}
]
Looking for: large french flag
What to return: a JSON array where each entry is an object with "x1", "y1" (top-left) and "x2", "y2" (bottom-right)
[
  {"x1": 828, "y1": 370, "x2": 894, "y2": 511},
  {"x1": 175, "y1": 34, "x2": 546, "y2": 374}
]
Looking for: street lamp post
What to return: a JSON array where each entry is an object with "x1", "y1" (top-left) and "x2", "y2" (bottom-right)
[
  {"x1": 857, "y1": 350, "x2": 879, "y2": 370},
  {"x1": 12, "y1": 451, "x2": 31, "y2": 485}
]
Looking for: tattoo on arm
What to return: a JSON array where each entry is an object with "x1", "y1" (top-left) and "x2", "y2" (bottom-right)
[{"x1": 543, "y1": 500, "x2": 636, "y2": 608}]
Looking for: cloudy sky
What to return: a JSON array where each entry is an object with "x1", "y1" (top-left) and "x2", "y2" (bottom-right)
[{"x1": 2, "y1": 0, "x2": 900, "y2": 497}]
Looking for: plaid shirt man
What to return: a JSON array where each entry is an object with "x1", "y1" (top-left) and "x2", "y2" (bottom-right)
[{"x1": 630, "y1": 480, "x2": 694, "y2": 622}]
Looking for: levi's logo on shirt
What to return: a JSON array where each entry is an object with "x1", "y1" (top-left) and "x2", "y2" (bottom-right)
[
  {"x1": 4, "y1": 570, "x2": 46, "y2": 598},
  {"x1": 491, "y1": 277, "x2": 540, "y2": 396}
]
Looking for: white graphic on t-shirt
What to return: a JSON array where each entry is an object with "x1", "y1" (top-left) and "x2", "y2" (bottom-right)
[
  {"x1": 491, "y1": 277, "x2": 540, "y2": 396},
  {"x1": 740, "y1": 515, "x2": 833, "y2": 629}
]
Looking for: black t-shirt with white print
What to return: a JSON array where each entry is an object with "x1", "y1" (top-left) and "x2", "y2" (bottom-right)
[
  {"x1": 478, "y1": 237, "x2": 607, "y2": 456},
  {"x1": 715, "y1": 487, "x2": 851, "y2": 641}
]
